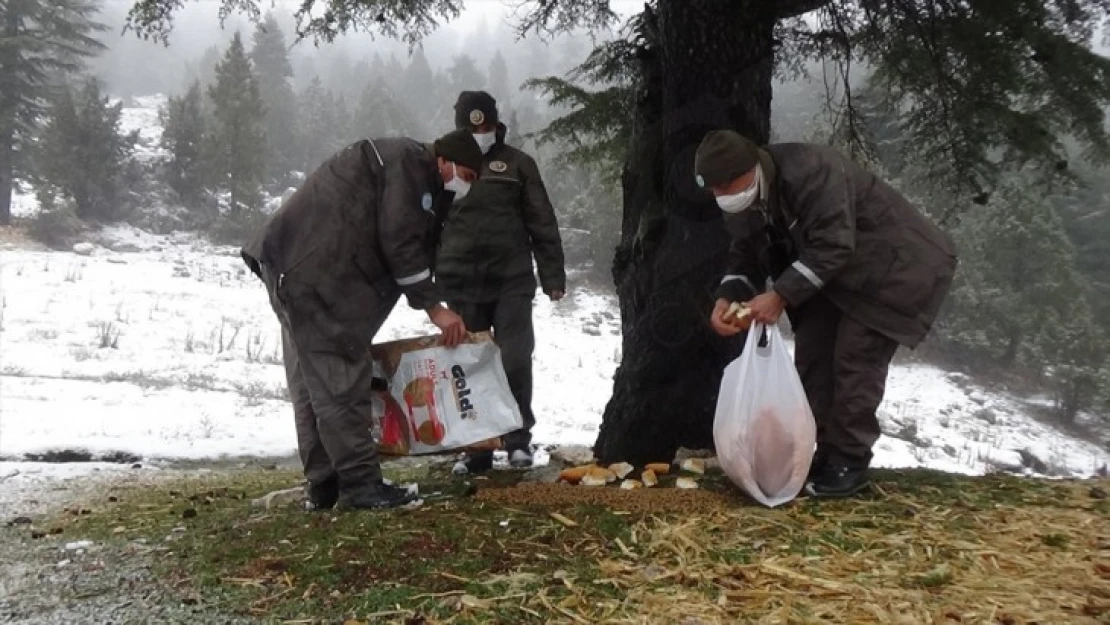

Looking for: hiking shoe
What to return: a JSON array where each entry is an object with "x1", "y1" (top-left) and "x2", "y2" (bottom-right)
[
  {"x1": 805, "y1": 464, "x2": 870, "y2": 498},
  {"x1": 452, "y1": 451, "x2": 494, "y2": 475},
  {"x1": 509, "y1": 448, "x2": 533, "y2": 469},
  {"x1": 305, "y1": 478, "x2": 339, "y2": 511},
  {"x1": 337, "y1": 482, "x2": 419, "y2": 510},
  {"x1": 806, "y1": 448, "x2": 829, "y2": 483}
]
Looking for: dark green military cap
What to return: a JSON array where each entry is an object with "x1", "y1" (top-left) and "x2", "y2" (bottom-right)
[
  {"x1": 694, "y1": 129, "x2": 760, "y2": 188},
  {"x1": 433, "y1": 129, "x2": 484, "y2": 173}
]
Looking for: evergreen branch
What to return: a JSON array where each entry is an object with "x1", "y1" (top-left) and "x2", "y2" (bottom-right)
[
  {"x1": 776, "y1": 0, "x2": 832, "y2": 19},
  {"x1": 510, "y1": 0, "x2": 620, "y2": 38},
  {"x1": 125, "y1": 0, "x2": 464, "y2": 45}
]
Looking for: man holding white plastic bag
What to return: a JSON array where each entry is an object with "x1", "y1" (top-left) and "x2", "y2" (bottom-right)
[{"x1": 696, "y1": 130, "x2": 957, "y2": 498}]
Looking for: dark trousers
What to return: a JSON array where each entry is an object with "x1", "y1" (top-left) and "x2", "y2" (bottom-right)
[
  {"x1": 448, "y1": 295, "x2": 536, "y2": 451},
  {"x1": 792, "y1": 294, "x2": 899, "y2": 468},
  {"x1": 260, "y1": 265, "x2": 386, "y2": 493},
  {"x1": 281, "y1": 328, "x2": 382, "y2": 490}
]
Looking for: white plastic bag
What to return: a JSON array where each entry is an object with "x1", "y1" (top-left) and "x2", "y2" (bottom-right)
[
  {"x1": 713, "y1": 323, "x2": 816, "y2": 507},
  {"x1": 369, "y1": 332, "x2": 524, "y2": 455}
]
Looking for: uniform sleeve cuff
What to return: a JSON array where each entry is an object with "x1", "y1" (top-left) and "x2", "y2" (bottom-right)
[{"x1": 716, "y1": 277, "x2": 757, "y2": 303}]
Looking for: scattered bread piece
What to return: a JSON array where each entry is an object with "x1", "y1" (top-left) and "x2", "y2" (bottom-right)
[
  {"x1": 644, "y1": 462, "x2": 670, "y2": 475},
  {"x1": 723, "y1": 301, "x2": 753, "y2": 330},
  {"x1": 609, "y1": 462, "x2": 634, "y2": 479},
  {"x1": 620, "y1": 479, "x2": 643, "y2": 490},
  {"x1": 641, "y1": 469, "x2": 658, "y2": 487},
  {"x1": 676, "y1": 477, "x2": 699, "y2": 490},
  {"x1": 581, "y1": 474, "x2": 608, "y2": 487},
  {"x1": 559, "y1": 464, "x2": 596, "y2": 485},
  {"x1": 680, "y1": 458, "x2": 706, "y2": 475},
  {"x1": 587, "y1": 466, "x2": 617, "y2": 483}
]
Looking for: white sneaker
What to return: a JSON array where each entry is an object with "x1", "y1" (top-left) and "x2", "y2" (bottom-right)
[{"x1": 509, "y1": 449, "x2": 533, "y2": 469}]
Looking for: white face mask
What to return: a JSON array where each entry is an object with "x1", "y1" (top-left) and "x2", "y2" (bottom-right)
[
  {"x1": 443, "y1": 162, "x2": 471, "y2": 200},
  {"x1": 472, "y1": 131, "x2": 496, "y2": 155},
  {"x1": 716, "y1": 165, "x2": 763, "y2": 214}
]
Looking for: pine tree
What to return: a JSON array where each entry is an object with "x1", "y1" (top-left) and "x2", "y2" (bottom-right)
[
  {"x1": 194, "y1": 45, "x2": 222, "y2": 94},
  {"x1": 942, "y1": 179, "x2": 1092, "y2": 368},
  {"x1": 447, "y1": 54, "x2": 486, "y2": 98},
  {"x1": 0, "y1": 0, "x2": 106, "y2": 225},
  {"x1": 124, "y1": 0, "x2": 1110, "y2": 461},
  {"x1": 354, "y1": 77, "x2": 414, "y2": 138},
  {"x1": 1052, "y1": 160, "x2": 1110, "y2": 337},
  {"x1": 205, "y1": 32, "x2": 266, "y2": 215},
  {"x1": 401, "y1": 47, "x2": 436, "y2": 137},
  {"x1": 506, "y1": 109, "x2": 524, "y2": 149},
  {"x1": 159, "y1": 81, "x2": 206, "y2": 207},
  {"x1": 31, "y1": 78, "x2": 137, "y2": 221},
  {"x1": 1036, "y1": 302, "x2": 1105, "y2": 422},
  {"x1": 296, "y1": 76, "x2": 334, "y2": 172},
  {"x1": 488, "y1": 51, "x2": 510, "y2": 108},
  {"x1": 350, "y1": 58, "x2": 374, "y2": 100},
  {"x1": 327, "y1": 94, "x2": 353, "y2": 151},
  {"x1": 250, "y1": 14, "x2": 298, "y2": 182}
]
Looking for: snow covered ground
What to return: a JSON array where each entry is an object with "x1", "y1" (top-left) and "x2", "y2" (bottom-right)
[
  {"x1": 2, "y1": 93, "x2": 1107, "y2": 480},
  {"x1": 0, "y1": 225, "x2": 1107, "y2": 479}
]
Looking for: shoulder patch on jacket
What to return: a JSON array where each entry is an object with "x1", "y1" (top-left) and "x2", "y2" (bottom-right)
[{"x1": 421, "y1": 192, "x2": 433, "y2": 211}]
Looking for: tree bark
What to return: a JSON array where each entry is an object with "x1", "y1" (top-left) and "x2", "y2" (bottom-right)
[
  {"x1": 0, "y1": 4, "x2": 17, "y2": 227},
  {"x1": 593, "y1": 0, "x2": 777, "y2": 464},
  {"x1": 0, "y1": 129, "x2": 12, "y2": 226}
]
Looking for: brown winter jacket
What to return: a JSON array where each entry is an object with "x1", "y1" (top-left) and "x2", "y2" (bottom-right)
[
  {"x1": 717, "y1": 143, "x2": 958, "y2": 348},
  {"x1": 242, "y1": 138, "x2": 446, "y2": 360}
]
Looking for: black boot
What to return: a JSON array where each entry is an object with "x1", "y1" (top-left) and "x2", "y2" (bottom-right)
[
  {"x1": 305, "y1": 477, "x2": 339, "y2": 511},
  {"x1": 452, "y1": 450, "x2": 494, "y2": 475},
  {"x1": 806, "y1": 446, "x2": 829, "y2": 483},
  {"x1": 805, "y1": 463, "x2": 870, "y2": 498},
  {"x1": 337, "y1": 481, "x2": 419, "y2": 510}
]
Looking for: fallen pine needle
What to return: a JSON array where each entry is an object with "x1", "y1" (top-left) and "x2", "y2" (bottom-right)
[
  {"x1": 615, "y1": 537, "x2": 636, "y2": 558},
  {"x1": 549, "y1": 512, "x2": 578, "y2": 528},
  {"x1": 221, "y1": 577, "x2": 266, "y2": 587},
  {"x1": 760, "y1": 562, "x2": 854, "y2": 593},
  {"x1": 412, "y1": 590, "x2": 466, "y2": 600},
  {"x1": 362, "y1": 609, "x2": 411, "y2": 619},
  {"x1": 438, "y1": 571, "x2": 471, "y2": 583},
  {"x1": 537, "y1": 591, "x2": 590, "y2": 624}
]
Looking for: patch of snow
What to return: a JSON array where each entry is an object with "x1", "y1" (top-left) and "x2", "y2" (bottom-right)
[
  {"x1": 117, "y1": 94, "x2": 168, "y2": 163},
  {"x1": 10, "y1": 186, "x2": 39, "y2": 218},
  {"x1": 0, "y1": 224, "x2": 1107, "y2": 480},
  {"x1": 0, "y1": 461, "x2": 136, "y2": 484}
]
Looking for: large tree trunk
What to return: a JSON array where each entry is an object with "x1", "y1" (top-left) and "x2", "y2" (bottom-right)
[
  {"x1": 0, "y1": 129, "x2": 12, "y2": 226},
  {"x1": 593, "y1": 0, "x2": 777, "y2": 464}
]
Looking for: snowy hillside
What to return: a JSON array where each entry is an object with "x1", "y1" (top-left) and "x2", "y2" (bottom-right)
[
  {"x1": 1, "y1": 94, "x2": 1106, "y2": 478},
  {"x1": 8, "y1": 94, "x2": 169, "y2": 220},
  {"x1": 0, "y1": 226, "x2": 1107, "y2": 477}
]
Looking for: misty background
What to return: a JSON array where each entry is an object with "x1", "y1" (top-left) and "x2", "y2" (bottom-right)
[{"x1": 5, "y1": 0, "x2": 1110, "y2": 442}]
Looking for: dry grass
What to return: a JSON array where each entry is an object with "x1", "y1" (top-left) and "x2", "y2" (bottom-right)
[{"x1": 40, "y1": 466, "x2": 1110, "y2": 624}]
